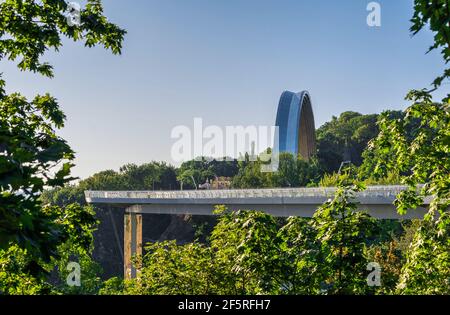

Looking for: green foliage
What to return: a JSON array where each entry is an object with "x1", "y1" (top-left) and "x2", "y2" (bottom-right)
[
  {"x1": 41, "y1": 185, "x2": 86, "y2": 207},
  {"x1": 316, "y1": 112, "x2": 382, "y2": 173},
  {"x1": 357, "y1": 110, "x2": 419, "y2": 181},
  {"x1": 410, "y1": 0, "x2": 450, "y2": 91},
  {"x1": 0, "y1": 0, "x2": 124, "y2": 293},
  {"x1": 318, "y1": 172, "x2": 341, "y2": 187},
  {"x1": 47, "y1": 204, "x2": 103, "y2": 295},
  {"x1": 232, "y1": 152, "x2": 321, "y2": 188},
  {"x1": 41, "y1": 162, "x2": 179, "y2": 207},
  {"x1": 0, "y1": 203, "x2": 100, "y2": 295},
  {"x1": 52, "y1": 203, "x2": 99, "y2": 253},
  {"x1": 210, "y1": 207, "x2": 283, "y2": 294},
  {"x1": 270, "y1": 153, "x2": 321, "y2": 187},
  {"x1": 312, "y1": 180, "x2": 380, "y2": 294},
  {"x1": 0, "y1": 245, "x2": 51, "y2": 295},
  {"x1": 52, "y1": 247, "x2": 103, "y2": 295},
  {"x1": 396, "y1": 212, "x2": 450, "y2": 294},
  {"x1": 177, "y1": 157, "x2": 238, "y2": 189},
  {"x1": 120, "y1": 162, "x2": 179, "y2": 190},
  {"x1": 232, "y1": 156, "x2": 271, "y2": 188},
  {"x1": 366, "y1": 241, "x2": 403, "y2": 294},
  {"x1": 111, "y1": 180, "x2": 386, "y2": 295},
  {"x1": 368, "y1": 94, "x2": 450, "y2": 293},
  {"x1": 366, "y1": 0, "x2": 450, "y2": 294},
  {"x1": 129, "y1": 241, "x2": 219, "y2": 295},
  {"x1": 321, "y1": 169, "x2": 402, "y2": 187},
  {"x1": 115, "y1": 207, "x2": 285, "y2": 295},
  {"x1": 0, "y1": 86, "x2": 75, "y2": 263},
  {"x1": 99, "y1": 277, "x2": 125, "y2": 295},
  {"x1": 0, "y1": 0, "x2": 126, "y2": 77},
  {"x1": 277, "y1": 217, "x2": 322, "y2": 294}
]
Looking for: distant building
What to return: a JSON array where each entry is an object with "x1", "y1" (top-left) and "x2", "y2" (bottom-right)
[
  {"x1": 211, "y1": 177, "x2": 232, "y2": 190},
  {"x1": 198, "y1": 177, "x2": 232, "y2": 190},
  {"x1": 275, "y1": 91, "x2": 316, "y2": 160}
]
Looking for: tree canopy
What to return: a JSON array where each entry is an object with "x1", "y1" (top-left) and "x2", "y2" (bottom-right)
[{"x1": 0, "y1": 0, "x2": 125, "y2": 279}]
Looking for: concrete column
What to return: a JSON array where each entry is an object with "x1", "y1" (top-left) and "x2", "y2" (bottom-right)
[{"x1": 124, "y1": 211, "x2": 142, "y2": 279}]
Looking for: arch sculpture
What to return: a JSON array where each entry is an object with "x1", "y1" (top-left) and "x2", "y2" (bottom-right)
[{"x1": 275, "y1": 91, "x2": 316, "y2": 160}]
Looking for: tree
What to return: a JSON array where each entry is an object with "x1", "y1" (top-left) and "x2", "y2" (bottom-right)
[
  {"x1": 41, "y1": 162, "x2": 179, "y2": 207},
  {"x1": 410, "y1": 0, "x2": 450, "y2": 91},
  {"x1": 46, "y1": 203, "x2": 102, "y2": 295},
  {"x1": 0, "y1": 245, "x2": 49, "y2": 295},
  {"x1": 177, "y1": 157, "x2": 238, "y2": 189},
  {"x1": 232, "y1": 152, "x2": 321, "y2": 189},
  {"x1": 0, "y1": 203, "x2": 100, "y2": 295},
  {"x1": 268, "y1": 153, "x2": 298, "y2": 187},
  {"x1": 368, "y1": 0, "x2": 450, "y2": 294},
  {"x1": 373, "y1": 92, "x2": 450, "y2": 294},
  {"x1": 316, "y1": 112, "x2": 381, "y2": 173},
  {"x1": 358, "y1": 111, "x2": 420, "y2": 182},
  {"x1": 0, "y1": 0, "x2": 125, "y2": 277},
  {"x1": 232, "y1": 156, "x2": 271, "y2": 189},
  {"x1": 210, "y1": 206, "x2": 283, "y2": 295},
  {"x1": 107, "y1": 207, "x2": 285, "y2": 295},
  {"x1": 277, "y1": 217, "x2": 322, "y2": 294},
  {"x1": 312, "y1": 178, "x2": 380, "y2": 294},
  {"x1": 125, "y1": 241, "x2": 219, "y2": 295},
  {"x1": 120, "y1": 162, "x2": 178, "y2": 190}
]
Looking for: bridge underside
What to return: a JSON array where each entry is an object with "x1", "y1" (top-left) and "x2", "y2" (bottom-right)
[{"x1": 125, "y1": 203, "x2": 427, "y2": 220}]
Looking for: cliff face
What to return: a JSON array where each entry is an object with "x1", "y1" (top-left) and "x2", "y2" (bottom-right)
[{"x1": 92, "y1": 206, "x2": 214, "y2": 279}]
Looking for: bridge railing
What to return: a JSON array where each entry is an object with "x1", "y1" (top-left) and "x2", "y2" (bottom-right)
[{"x1": 85, "y1": 185, "x2": 412, "y2": 202}]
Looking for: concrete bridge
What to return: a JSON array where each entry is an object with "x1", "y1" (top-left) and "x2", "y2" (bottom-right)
[{"x1": 84, "y1": 185, "x2": 430, "y2": 279}]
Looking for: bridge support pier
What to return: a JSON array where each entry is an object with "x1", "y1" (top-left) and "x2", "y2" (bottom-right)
[{"x1": 124, "y1": 211, "x2": 142, "y2": 280}]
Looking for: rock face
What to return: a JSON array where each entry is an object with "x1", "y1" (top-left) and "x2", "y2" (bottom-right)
[
  {"x1": 92, "y1": 206, "x2": 214, "y2": 279},
  {"x1": 92, "y1": 206, "x2": 125, "y2": 279}
]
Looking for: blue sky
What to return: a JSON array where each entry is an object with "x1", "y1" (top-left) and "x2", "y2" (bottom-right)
[{"x1": 1, "y1": 0, "x2": 447, "y2": 179}]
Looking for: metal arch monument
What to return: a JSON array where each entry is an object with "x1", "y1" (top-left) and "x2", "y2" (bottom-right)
[{"x1": 275, "y1": 91, "x2": 316, "y2": 160}]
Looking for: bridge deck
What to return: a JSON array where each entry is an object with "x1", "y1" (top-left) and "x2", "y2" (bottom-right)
[
  {"x1": 85, "y1": 186, "x2": 432, "y2": 279},
  {"x1": 85, "y1": 186, "x2": 430, "y2": 219}
]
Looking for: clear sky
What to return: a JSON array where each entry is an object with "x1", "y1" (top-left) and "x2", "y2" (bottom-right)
[{"x1": 1, "y1": 0, "x2": 447, "y2": 179}]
